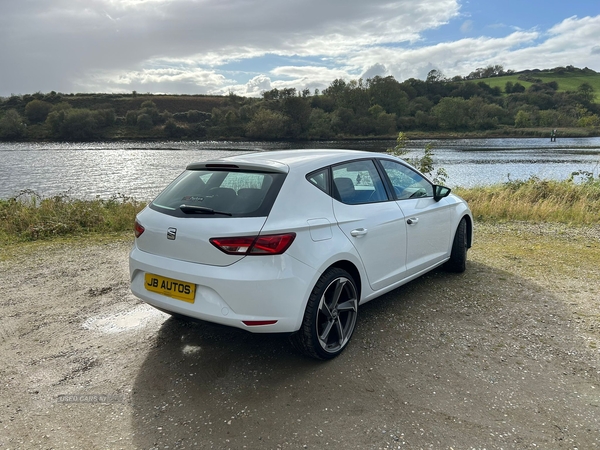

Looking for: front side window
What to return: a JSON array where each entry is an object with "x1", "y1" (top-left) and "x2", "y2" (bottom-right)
[
  {"x1": 379, "y1": 159, "x2": 433, "y2": 200},
  {"x1": 150, "y1": 170, "x2": 284, "y2": 217},
  {"x1": 331, "y1": 160, "x2": 388, "y2": 204}
]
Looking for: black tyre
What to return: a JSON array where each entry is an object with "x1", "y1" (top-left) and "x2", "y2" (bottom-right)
[
  {"x1": 445, "y1": 217, "x2": 468, "y2": 273},
  {"x1": 291, "y1": 268, "x2": 359, "y2": 360}
]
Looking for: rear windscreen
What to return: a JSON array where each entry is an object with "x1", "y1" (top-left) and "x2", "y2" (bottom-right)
[{"x1": 150, "y1": 169, "x2": 286, "y2": 218}]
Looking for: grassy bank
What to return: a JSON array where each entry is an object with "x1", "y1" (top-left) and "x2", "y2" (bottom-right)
[
  {"x1": 454, "y1": 174, "x2": 600, "y2": 224},
  {"x1": 1, "y1": 175, "x2": 599, "y2": 247},
  {"x1": 0, "y1": 190, "x2": 145, "y2": 244}
]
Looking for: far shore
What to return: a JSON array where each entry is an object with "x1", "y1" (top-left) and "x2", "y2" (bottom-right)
[{"x1": 1, "y1": 127, "x2": 599, "y2": 144}]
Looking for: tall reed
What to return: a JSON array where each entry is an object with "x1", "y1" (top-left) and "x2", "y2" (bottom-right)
[
  {"x1": 0, "y1": 190, "x2": 145, "y2": 242},
  {"x1": 454, "y1": 174, "x2": 600, "y2": 224}
]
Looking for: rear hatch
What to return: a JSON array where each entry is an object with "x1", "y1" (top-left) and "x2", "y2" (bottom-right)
[
  {"x1": 135, "y1": 162, "x2": 287, "y2": 267},
  {"x1": 136, "y1": 213, "x2": 268, "y2": 266}
]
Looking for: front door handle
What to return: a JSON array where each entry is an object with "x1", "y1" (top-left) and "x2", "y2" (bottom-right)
[
  {"x1": 407, "y1": 217, "x2": 419, "y2": 225},
  {"x1": 350, "y1": 228, "x2": 368, "y2": 237}
]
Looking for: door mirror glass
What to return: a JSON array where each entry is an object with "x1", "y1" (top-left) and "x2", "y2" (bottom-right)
[{"x1": 433, "y1": 185, "x2": 451, "y2": 202}]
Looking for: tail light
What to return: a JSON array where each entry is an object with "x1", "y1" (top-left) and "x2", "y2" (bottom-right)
[
  {"x1": 134, "y1": 220, "x2": 145, "y2": 238},
  {"x1": 210, "y1": 233, "x2": 296, "y2": 255}
]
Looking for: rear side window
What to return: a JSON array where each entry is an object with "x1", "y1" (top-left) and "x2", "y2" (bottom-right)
[
  {"x1": 331, "y1": 160, "x2": 388, "y2": 204},
  {"x1": 150, "y1": 170, "x2": 285, "y2": 217},
  {"x1": 306, "y1": 168, "x2": 330, "y2": 194}
]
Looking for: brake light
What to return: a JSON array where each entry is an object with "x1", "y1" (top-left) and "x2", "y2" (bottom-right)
[
  {"x1": 134, "y1": 220, "x2": 145, "y2": 238},
  {"x1": 210, "y1": 233, "x2": 296, "y2": 255}
]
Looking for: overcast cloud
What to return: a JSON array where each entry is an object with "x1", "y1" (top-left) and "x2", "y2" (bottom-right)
[{"x1": 0, "y1": 0, "x2": 598, "y2": 97}]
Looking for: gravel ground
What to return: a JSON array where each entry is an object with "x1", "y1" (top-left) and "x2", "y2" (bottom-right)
[{"x1": 1, "y1": 223, "x2": 599, "y2": 449}]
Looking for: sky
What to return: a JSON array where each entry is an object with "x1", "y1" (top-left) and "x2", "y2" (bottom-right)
[{"x1": 1, "y1": 0, "x2": 599, "y2": 98}]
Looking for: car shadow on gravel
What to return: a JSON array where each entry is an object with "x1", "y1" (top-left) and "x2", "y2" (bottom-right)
[{"x1": 130, "y1": 262, "x2": 600, "y2": 449}]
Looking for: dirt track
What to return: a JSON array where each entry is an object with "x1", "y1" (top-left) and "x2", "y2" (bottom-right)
[{"x1": 1, "y1": 223, "x2": 599, "y2": 449}]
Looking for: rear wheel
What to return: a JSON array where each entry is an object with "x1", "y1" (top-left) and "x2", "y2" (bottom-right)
[
  {"x1": 445, "y1": 218, "x2": 468, "y2": 273},
  {"x1": 291, "y1": 268, "x2": 358, "y2": 360}
]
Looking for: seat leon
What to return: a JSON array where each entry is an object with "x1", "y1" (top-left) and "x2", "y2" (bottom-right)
[{"x1": 129, "y1": 149, "x2": 473, "y2": 359}]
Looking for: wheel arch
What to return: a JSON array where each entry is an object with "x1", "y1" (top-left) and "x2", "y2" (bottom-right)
[
  {"x1": 462, "y1": 213, "x2": 474, "y2": 249},
  {"x1": 325, "y1": 259, "x2": 362, "y2": 300}
]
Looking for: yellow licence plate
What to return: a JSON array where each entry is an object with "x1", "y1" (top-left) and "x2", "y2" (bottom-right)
[{"x1": 144, "y1": 273, "x2": 196, "y2": 303}]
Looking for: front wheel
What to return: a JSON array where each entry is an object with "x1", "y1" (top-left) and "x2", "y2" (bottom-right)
[
  {"x1": 445, "y1": 217, "x2": 468, "y2": 273},
  {"x1": 291, "y1": 268, "x2": 359, "y2": 360}
]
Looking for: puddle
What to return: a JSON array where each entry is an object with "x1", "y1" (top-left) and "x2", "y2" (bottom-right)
[{"x1": 83, "y1": 304, "x2": 167, "y2": 333}]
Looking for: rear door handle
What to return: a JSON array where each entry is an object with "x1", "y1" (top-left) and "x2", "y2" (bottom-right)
[
  {"x1": 350, "y1": 228, "x2": 368, "y2": 237},
  {"x1": 407, "y1": 217, "x2": 419, "y2": 225}
]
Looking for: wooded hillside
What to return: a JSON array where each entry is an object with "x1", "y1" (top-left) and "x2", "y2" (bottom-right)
[{"x1": 1, "y1": 66, "x2": 598, "y2": 141}]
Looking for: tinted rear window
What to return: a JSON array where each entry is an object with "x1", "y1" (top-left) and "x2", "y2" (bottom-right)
[{"x1": 150, "y1": 169, "x2": 286, "y2": 218}]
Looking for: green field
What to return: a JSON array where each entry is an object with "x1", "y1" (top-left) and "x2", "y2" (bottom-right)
[{"x1": 480, "y1": 69, "x2": 600, "y2": 102}]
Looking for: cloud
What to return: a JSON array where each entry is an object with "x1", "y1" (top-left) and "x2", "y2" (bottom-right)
[
  {"x1": 81, "y1": 68, "x2": 230, "y2": 94},
  {"x1": 243, "y1": 75, "x2": 273, "y2": 96},
  {"x1": 361, "y1": 64, "x2": 390, "y2": 80},
  {"x1": 460, "y1": 20, "x2": 473, "y2": 33},
  {"x1": 0, "y1": 1, "x2": 599, "y2": 97},
  {"x1": 341, "y1": 30, "x2": 541, "y2": 82}
]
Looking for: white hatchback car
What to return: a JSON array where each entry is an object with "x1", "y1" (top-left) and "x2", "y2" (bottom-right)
[{"x1": 130, "y1": 149, "x2": 472, "y2": 359}]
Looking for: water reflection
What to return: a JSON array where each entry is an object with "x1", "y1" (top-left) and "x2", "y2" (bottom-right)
[{"x1": 1, "y1": 138, "x2": 599, "y2": 200}]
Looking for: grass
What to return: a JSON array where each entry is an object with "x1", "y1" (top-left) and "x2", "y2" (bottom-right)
[
  {"x1": 454, "y1": 174, "x2": 600, "y2": 224},
  {"x1": 480, "y1": 70, "x2": 600, "y2": 102},
  {"x1": 0, "y1": 190, "x2": 145, "y2": 244},
  {"x1": 1, "y1": 174, "x2": 599, "y2": 245}
]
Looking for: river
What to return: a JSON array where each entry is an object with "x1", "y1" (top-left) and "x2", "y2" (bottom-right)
[{"x1": 1, "y1": 138, "x2": 599, "y2": 200}]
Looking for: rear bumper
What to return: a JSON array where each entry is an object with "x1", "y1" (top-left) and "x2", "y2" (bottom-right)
[{"x1": 129, "y1": 246, "x2": 318, "y2": 333}]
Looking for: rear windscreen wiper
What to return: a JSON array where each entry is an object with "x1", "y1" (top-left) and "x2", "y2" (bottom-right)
[{"x1": 179, "y1": 205, "x2": 232, "y2": 216}]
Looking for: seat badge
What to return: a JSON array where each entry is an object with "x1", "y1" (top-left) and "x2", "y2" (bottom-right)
[{"x1": 167, "y1": 227, "x2": 177, "y2": 240}]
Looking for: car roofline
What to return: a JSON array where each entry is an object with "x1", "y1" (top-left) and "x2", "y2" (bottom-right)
[{"x1": 187, "y1": 149, "x2": 387, "y2": 174}]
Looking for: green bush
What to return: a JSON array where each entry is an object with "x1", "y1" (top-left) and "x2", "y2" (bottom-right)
[
  {"x1": 0, "y1": 110, "x2": 27, "y2": 139},
  {"x1": 125, "y1": 110, "x2": 138, "y2": 126},
  {"x1": 164, "y1": 119, "x2": 185, "y2": 138},
  {"x1": 63, "y1": 109, "x2": 98, "y2": 140},
  {"x1": 137, "y1": 113, "x2": 153, "y2": 130},
  {"x1": 24, "y1": 100, "x2": 53, "y2": 124}
]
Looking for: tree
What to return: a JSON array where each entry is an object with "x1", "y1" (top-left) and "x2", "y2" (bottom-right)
[
  {"x1": 512, "y1": 83, "x2": 526, "y2": 93},
  {"x1": 330, "y1": 107, "x2": 355, "y2": 134},
  {"x1": 426, "y1": 69, "x2": 445, "y2": 84},
  {"x1": 164, "y1": 119, "x2": 185, "y2": 138},
  {"x1": 24, "y1": 99, "x2": 53, "y2": 124},
  {"x1": 137, "y1": 113, "x2": 153, "y2": 130},
  {"x1": 366, "y1": 76, "x2": 409, "y2": 116},
  {"x1": 323, "y1": 79, "x2": 347, "y2": 103},
  {"x1": 307, "y1": 108, "x2": 333, "y2": 139},
  {"x1": 92, "y1": 109, "x2": 116, "y2": 127},
  {"x1": 514, "y1": 110, "x2": 532, "y2": 128},
  {"x1": 140, "y1": 101, "x2": 160, "y2": 124},
  {"x1": 432, "y1": 97, "x2": 470, "y2": 129},
  {"x1": 282, "y1": 96, "x2": 311, "y2": 138},
  {"x1": 386, "y1": 132, "x2": 448, "y2": 184},
  {"x1": 186, "y1": 110, "x2": 210, "y2": 123},
  {"x1": 577, "y1": 82, "x2": 595, "y2": 103},
  {"x1": 245, "y1": 109, "x2": 287, "y2": 139},
  {"x1": 578, "y1": 114, "x2": 600, "y2": 127},
  {"x1": 0, "y1": 110, "x2": 27, "y2": 139},
  {"x1": 125, "y1": 110, "x2": 138, "y2": 126},
  {"x1": 340, "y1": 79, "x2": 370, "y2": 115},
  {"x1": 47, "y1": 109, "x2": 99, "y2": 140}
]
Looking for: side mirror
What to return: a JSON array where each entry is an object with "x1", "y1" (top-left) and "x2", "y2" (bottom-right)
[{"x1": 433, "y1": 185, "x2": 451, "y2": 202}]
